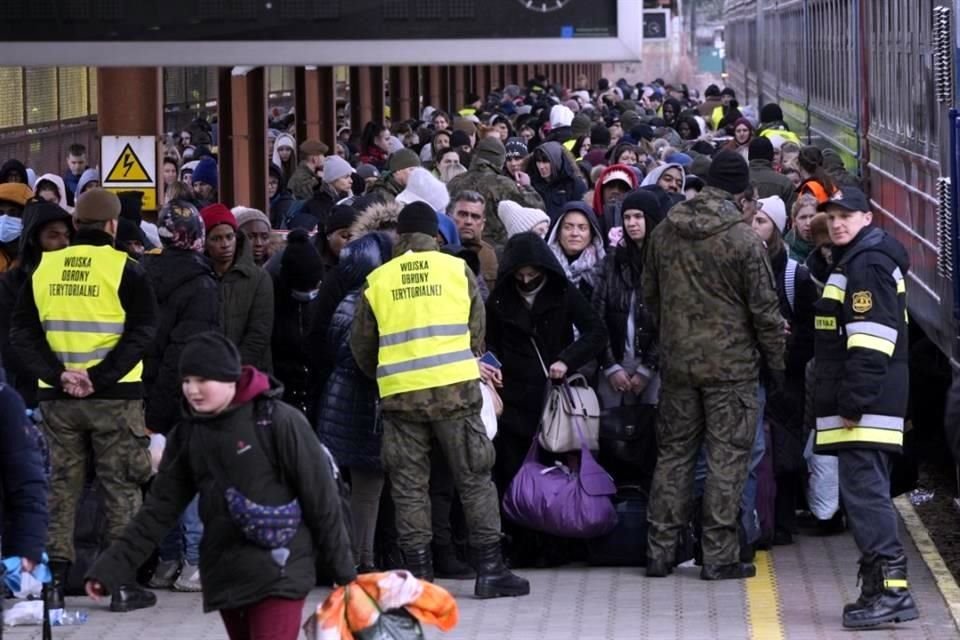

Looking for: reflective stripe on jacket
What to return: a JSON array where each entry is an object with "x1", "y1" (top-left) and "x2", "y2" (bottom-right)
[
  {"x1": 32, "y1": 245, "x2": 143, "y2": 388},
  {"x1": 812, "y1": 227, "x2": 908, "y2": 453},
  {"x1": 364, "y1": 250, "x2": 478, "y2": 397}
]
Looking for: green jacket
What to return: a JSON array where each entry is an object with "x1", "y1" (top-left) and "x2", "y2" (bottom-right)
[
  {"x1": 785, "y1": 228, "x2": 813, "y2": 262},
  {"x1": 350, "y1": 233, "x2": 484, "y2": 421},
  {"x1": 220, "y1": 233, "x2": 274, "y2": 372},
  {"x1": 287, "y1": 163, "x2": 318, "y2": 201},
  {"x1": 749, "y1": 158, "x2": 796, "y2": 211},
  {"x1": 365, "y1": 173, "x2": 404, "y2": 203},
  {"x1": 446, "y1": 160, "x2": 545, "y2": 252},
  {"x1": 643, "y1": 186, "x2": 785, "y2": 387}
]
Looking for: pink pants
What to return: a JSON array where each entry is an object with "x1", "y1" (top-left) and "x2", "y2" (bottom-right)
[{"x1": 220, "y1": 597, "x2": 306, "y2": 640}]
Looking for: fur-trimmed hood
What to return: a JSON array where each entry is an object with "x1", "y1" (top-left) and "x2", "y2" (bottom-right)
[{"x1": 349, "y1": 199, "x2": 402, "y2": 239}]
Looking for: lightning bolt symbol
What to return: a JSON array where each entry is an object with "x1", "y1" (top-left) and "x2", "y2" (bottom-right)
[{"x1": 122, "y1": 152, "x2": 135, "y2": 177}]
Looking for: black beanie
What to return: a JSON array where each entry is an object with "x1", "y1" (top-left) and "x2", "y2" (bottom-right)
[
  {"x1": 748, "y1": 137, "x2": 774, "y2": 163},
  {"x1": 282, "y1": 229, "x2": 325, "y2": 291},
  {"x1": 759, "y1": 103, "x2": 784, "y2": 124},
  {"x1": 590, "y1": 124, "x2": 611, "y2": 147},
  {"x1": 179, "y1": 331, "x2": 242, "y2": 382},
  {"x1": 397, "y1": 201, "x2": 439, "y2": 237},
  {"x1": 706, "y1": 150, "x2": 750, "y2": 195},
  {"x1": 325, "y1": 204, "x2": 359, "y2": 234}
]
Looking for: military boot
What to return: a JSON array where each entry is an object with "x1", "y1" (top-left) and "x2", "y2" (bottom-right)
[
  {"x1": 432, "y1": 544, "x2": 475, "y2": 580},
  {"x1": 402, "y1": 548, "x2": 435, "y2": 582},
  {"x1": 842, "y1": 555, "x2": 919, "y2": 628},
  {"x1": 700, "y1": 562, "x2": 757, "y2": 580},
  {"x1": 843, "y1": 558, "x2": 882, "y2": 615},
  {"x1": 470, "y1": 544, "x2": 530, "y2": 599},
  {"x1": 46, "y1": 560, "x2": 70, "y2": 610}
]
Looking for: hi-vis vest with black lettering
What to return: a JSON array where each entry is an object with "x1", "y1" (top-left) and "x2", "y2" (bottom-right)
[
  {"x1": 812, "y1": 229, "x2": 908, "y2": 453},
  {"x1": 364, "y1": 250, "x2": 478, "y2": 398},
  {"x1": 32, "y1": 245, "x2": 143, "y2": 388}
]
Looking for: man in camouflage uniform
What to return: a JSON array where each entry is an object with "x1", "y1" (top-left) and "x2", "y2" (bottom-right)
[
  {"x1": 446, "y1": 137, "x2": 545, "y2": 252},
  {"x1": 287, "y1": 139, "x2": 328, "y2": 200},
  {"x1": 642, "y1": 150, "x2": 785, "y2": 580},
  {"x1": 351, "y1": 202, "x2": 529, "y2": 599},
  {"x1": 366, "y1": 149, "x2": 421, "y2": 204},
  {"x1": 10, "y1": 189, "x2": 158, "y2": 611}
]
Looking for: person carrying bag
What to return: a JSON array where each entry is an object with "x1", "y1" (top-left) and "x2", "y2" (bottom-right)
[{"x1": 530, "y1": 338, "x2": 600, "y2": 453}]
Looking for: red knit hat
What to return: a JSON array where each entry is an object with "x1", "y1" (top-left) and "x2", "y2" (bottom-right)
[{"x1": 200, "y1": 203, "x2": 237, "y2": 232}]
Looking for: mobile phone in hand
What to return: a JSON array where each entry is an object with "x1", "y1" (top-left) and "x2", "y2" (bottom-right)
[{"x1": 480, "y1": 351, "x2": 502, "y2": 369}]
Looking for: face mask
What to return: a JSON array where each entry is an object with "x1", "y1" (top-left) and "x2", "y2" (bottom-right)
[
  {"x1": 0, "y1": 215, "x2": 23, "y2": 243},
  {"x1": 516, "y1": 274, "x2": 545, "y2": 293}
]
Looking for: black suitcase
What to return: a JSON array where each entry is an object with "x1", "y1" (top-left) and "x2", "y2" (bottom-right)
[{"x1": 586, "y1": 485, "x2": 649, "y2": 566}]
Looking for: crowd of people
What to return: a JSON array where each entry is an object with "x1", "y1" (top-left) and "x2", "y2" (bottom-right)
[{"x1": 0, "y1": 73, "x2": 917, "y2": 636}]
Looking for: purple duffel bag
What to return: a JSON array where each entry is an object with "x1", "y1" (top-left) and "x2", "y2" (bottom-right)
[{"x1": 502, "y1": 385, "x2": 618, "y2": 539}]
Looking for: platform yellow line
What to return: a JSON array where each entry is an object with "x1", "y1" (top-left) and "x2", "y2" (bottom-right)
[
  {"x1": 893, "y1": 495, "x2": 960, "y2": 633},
  {"x1": 746, "y1": 550, "x2": 785, "y2": 640}
]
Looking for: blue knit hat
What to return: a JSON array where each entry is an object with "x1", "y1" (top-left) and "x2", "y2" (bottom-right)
[{"x1": 191, "y1": 157, "x2": 218, "y2": 189}]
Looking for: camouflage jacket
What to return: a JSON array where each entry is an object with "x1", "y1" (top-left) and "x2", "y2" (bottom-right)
[
  {"x1": 350, "y1": 233, "x2": 484, "y2": 421},
  {"x1": 642, "y1": 186, "x2": 785, "y2": 387},
  {"x1": 446, "y1": 161, "x2": 545, "y2": 253},
  {"x1": 365, "y1": 173, "x2": 404, "y2": 204},
  {"x1": 287, "y1": 163, "x2": 318, "y2": 201}
]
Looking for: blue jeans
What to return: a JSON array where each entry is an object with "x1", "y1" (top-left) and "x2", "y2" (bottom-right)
[
  {"x1": 694, "y1": 384, "x2": 766, "y2": 543},
  {"x1": 158, "y1": 495, "x2": 202, "y2": 565}
]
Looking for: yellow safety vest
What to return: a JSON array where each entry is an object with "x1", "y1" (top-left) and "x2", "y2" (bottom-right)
[
  {"x1": 364, "y1": 250, "x2": 478, "y2": 398},
  {"x1": 759, "y1": 128, "x2": 801, "y2": 145},
  {"x1": 32, "y1": 244, "x2": 143, "y2": 388},
  {"x1": 563, "y1": 139, "x2": 576, "y2": 152},
  {"x1": 711, "y1": 105, "x2": 724, "y2": 131},
  {"x1": 458, "y1": 107, "x2": 477, "y2": 118}
]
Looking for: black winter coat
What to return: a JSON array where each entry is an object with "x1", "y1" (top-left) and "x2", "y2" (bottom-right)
[
  {"x1": 271, "y1": 287, "x2": 319, "y2": 417},
  {"x1": 314, "y1": 233, "x2": 393, "y2": 470},
  {"x1": 486, "y1": 233, "x2": 607, "y2": 439},
  {"x1": 592, "y1": 248, "x2": 658, "y2": 372},
  {"x1": 530, "y1": 142, "x2": 588, "y2": 223},
  {"x1": 142, "y1": 249, "x2": 220, "y2": 434},
  {"x1": 0, "y1": 379, "x2": 47, "y2": 563},
  {"x1": 766, "y1": 248, "x2": 818, "y2": 473},
  {"x1": 87, "y1": 374, "x2": 356, "y2": 612}
]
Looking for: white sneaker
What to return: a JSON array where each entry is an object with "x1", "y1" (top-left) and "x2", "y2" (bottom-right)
[{"x1": 172, "y1": 561, "x2": 202, "y2": 592}]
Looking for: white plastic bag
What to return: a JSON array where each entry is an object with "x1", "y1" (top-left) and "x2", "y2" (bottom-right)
[
  {"x1": 4, "y1": 600, "x2": 44, "y2": 626},
  {"x1": 479, "y1": 383, "x2": 498, "y2": 440},
  {"x1": 804, "y1": 430, "x2": 839, "y2": 519}
]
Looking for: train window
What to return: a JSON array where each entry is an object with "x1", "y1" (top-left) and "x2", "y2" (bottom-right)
[
  {"x1": 165, "y1": 68, "x2": 186, "y2": 106},
  {"x1": 58, "y1": 67, "x2": 89, "y2": 121},
  {"x1": 25, "y1": 67, "x2": 58, "y2": 125},
  {"x1": 0, "y1": 68, "x2": 24, "y2": 130}
]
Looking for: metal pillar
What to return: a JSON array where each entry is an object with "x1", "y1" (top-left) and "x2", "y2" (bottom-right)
[
  {"x1": 295, "y1": 66, "x2": 337, "y2": 147},
  {"x1": 423, "y1": 65, "x2": 450, "y2": 114},
  {"x1": 350, "y1": 66, "x2": 385, "y2": 130},
  {"x1": 96, "y1": 67, "x2": 162, "y2": 212},
  {"x1": 389, "y1": 65, "x2": 420, "y2": 123},
  {"x1": 451, "y1": 66, "x2": 467, "y2": 113},
  {"x1": 218, "y1": 67, "x2": 267, "y2": 211}
]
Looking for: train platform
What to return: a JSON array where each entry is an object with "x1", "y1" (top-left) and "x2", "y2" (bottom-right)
[{"x1": 5, "y1": 498, "x2": 959, "y2": 640}]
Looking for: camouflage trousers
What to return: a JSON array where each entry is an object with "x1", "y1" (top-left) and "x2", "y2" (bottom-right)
[
  {"x1": 41, "y1": 399, "x2": 153, "y2": 563},
  {"x1": 647, "y1": 381, "x2": 758, "y2": 565},
  {"x1": 381, "y1": 412, "x2": 501, "y2": 550}
]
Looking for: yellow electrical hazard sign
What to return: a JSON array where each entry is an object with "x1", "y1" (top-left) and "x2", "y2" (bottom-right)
[{"x1": 105, "y1": 144, "x2": 152, "y2": 183}]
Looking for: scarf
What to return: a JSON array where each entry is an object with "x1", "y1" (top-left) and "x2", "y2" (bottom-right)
[{"x1": 550, "y1": 241, "x2": 603, "y2": 292}]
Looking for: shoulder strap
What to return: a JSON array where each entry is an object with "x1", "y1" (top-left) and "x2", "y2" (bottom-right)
[
  {"x1": 197, "y1": 398, "x2": 285, "y2": 491},
  {"x1": 785, "y1": 258, "x2": 799, "y2": 313},
  {"x1": 529, "y1": 336, "x2": 549, "y2": 378}
]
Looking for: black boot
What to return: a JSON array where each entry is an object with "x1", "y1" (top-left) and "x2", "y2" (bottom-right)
[
  {"x1": 700, "y1": 562, "x2": 757, "y2": 580},
  {"x1": 470, "y1": 544, "x2": 530, "y2": 599},
  {"x1": 402, "y1": 548, "x2": 435, "y2": 582},
  {"x1": 46, "y1": 560, "x2": 70, "y2": 610},
  {"x1": 645, "y1": 558, "x2": 673, "y2": 578},
  {"x1": 842, "y1": 555, "x2": 919, "y2": 628},
  {"x1": 432, "y1": 544, "x2": 475, "y2": 580},
  {"x1": 110, "y1": 584, "x2": 158, "y2": 612},
  {"x1": 843, "y1": 558, "x2": 882, "y2": 615}
]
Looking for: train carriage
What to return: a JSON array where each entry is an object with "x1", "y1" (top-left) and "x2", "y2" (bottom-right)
[{"x1": 724, "y1": 0, "x2": 954, "y2": 358}]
